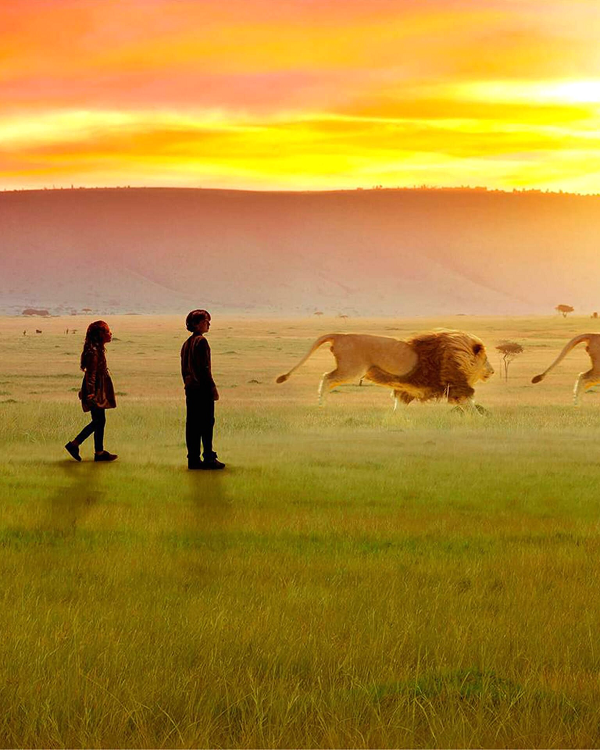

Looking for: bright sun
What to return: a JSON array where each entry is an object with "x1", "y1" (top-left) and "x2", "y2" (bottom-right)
[
  {"x1": 457, "y1": 79, "x2": 600, "y2": 105},
  {"x1": 545, "y1": 80, "x2": 600, "y2": 104}
]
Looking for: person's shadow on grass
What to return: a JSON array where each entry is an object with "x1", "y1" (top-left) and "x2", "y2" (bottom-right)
[
  {"x1": 42, "y1": 461, "x2": 105, "y2": 535},
  {"x1": 186, "y1": 470, "x2": 232, "y2": 530}
]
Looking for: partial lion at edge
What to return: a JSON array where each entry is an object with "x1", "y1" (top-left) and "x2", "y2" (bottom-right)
[{"x1": 532, "y1": 333, "x2": 600, "y2": 404}]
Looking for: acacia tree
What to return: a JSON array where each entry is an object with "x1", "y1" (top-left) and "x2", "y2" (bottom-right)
[
  {"x1": 556, "y1": 304, "x2": 574, "y2": 318},
  {"x1": 496, "y1": 342, "x2": 524, "y2": 381},
  {"x1": 314, "y1": 311, "x2": 323, "y2": 317}
]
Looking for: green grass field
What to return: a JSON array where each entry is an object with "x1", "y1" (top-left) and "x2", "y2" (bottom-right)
[{"x1": 3, "y1": 313, "x2": 600, "y2": 748}]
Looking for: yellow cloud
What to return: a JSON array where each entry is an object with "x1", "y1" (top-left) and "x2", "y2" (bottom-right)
[{"x1": 2, "y1": 104, "x2": 600, "y2": 193}]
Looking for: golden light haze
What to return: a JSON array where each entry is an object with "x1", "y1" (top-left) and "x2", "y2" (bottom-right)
[{"x1": 1, "y1": 0, "x2": 599, "y2": 192}]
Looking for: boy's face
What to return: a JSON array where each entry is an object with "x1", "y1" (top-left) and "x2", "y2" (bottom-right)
[{"x1": 196, "y1": 317, "x2": 210, "y2": 334}]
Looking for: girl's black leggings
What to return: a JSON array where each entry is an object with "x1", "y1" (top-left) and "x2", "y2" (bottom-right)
[{"x1": 75, "y1": 407, "x2": 106, "y2": 452}]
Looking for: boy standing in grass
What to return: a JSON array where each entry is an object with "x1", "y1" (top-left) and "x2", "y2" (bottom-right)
[{"x1": 181, "y1": 309, "x2": 225, "y2": 470}]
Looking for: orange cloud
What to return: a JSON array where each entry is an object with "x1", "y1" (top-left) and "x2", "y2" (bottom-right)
[{"x1": 1, "y1": 0, "x2": 599, "y2": 191}]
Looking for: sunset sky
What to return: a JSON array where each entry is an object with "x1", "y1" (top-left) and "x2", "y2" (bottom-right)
[{"x1": 1, "y1": 0, "x2": 599, "y2": 192}]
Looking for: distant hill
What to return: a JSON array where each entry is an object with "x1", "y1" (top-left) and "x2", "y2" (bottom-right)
[{"x1": 1, "y1": 187, "x2": 599, "y2": 316}]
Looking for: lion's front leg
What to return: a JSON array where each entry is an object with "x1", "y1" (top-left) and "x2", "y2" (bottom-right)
[
  {"x1": 391, "y1": 389, "x2": 414, "y2": 412},
  {"x1": 446, "y1": 383, "x2": 475, "y2": 404},
  {"x1": 447, "y1": 384, "x2": 488, "y2": 416},
  {"x1": 450, "y1": 397, "x2": 489, "y2": 416}
]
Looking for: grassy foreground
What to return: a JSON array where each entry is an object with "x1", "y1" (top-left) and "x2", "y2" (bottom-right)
[{"x1": 3, "y1": 314, "x2": 600, "y2": 748}]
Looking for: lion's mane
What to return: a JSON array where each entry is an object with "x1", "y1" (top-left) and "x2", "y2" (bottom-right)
[{"x1": 365, "y1": 330, "x2": 488, "y2": 402}]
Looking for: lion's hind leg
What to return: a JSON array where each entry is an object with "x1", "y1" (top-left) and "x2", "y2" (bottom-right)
[
  {"x1": 574, "y1": 370, "x2": 600, "y2": 405},
  {"x1": 318, "y1": 365, "x2": 365, "y2": 406}
]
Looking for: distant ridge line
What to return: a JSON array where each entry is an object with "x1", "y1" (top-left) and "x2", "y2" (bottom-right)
[{"x1": 2, "y1": 186, "x2": 600, "y2": 199}]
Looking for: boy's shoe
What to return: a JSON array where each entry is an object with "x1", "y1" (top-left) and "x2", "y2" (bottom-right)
[
  {"x1": 202, "y1": 459, "x2": 226, "y2": 470},
  {"x1": 94, "y1": 451, "x2": 118, "y2": 462},
  {"x1": 65, "y1": 442, "x2": 81, "y2": 462},
  {"x1": 188, "y1": 460, "x2": 203, "y2": 470}
]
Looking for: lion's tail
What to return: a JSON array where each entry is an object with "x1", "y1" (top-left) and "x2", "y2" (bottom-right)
[
  {"x1": 276, "y1": 334, "x2": 337, "y2": 383},
  {"x1": 531, "y1": 334, "x2": 591, "y2": 384}
]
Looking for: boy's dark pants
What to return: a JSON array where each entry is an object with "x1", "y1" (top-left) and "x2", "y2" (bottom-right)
[{"x1": 185, "y1": 389, "x2": 216, "y2": 462}]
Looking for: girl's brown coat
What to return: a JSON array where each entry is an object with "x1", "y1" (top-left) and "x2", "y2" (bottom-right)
[{"x1": 79, "y1": 348, "x2": 116, "y2": 411}]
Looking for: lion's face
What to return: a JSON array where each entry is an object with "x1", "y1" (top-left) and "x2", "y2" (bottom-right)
[
  {"x1": 472, "y1": 341, "x2": 494, "y2": 382},
  {"x1": 480, "y1": 357, "x2": 495, "y2": 381}
]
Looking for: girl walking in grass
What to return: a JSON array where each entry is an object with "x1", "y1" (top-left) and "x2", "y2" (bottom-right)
[{"x1": 65, "y1": 320, "x2": 118, "y2": 462}]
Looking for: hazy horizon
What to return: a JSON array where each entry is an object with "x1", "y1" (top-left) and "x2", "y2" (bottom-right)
[{"x1": 2, "y1": 187, "x2": 600, "y2": 317}]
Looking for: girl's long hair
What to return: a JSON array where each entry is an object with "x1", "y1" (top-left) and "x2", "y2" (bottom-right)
[{"x1": 80, "y1": 320, "x2": 110, "y2": 371}]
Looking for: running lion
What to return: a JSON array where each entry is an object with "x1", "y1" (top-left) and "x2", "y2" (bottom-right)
[{"x1": 276, "y1": 329, "x2": 494, "y2": 411}]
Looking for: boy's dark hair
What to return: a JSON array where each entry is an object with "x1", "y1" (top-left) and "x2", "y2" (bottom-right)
[{"x1": 186, "y1": 309, "x2": 211, "y2": 332}]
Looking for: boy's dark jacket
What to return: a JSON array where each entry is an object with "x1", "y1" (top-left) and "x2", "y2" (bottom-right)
[{"x1": 181, "y1": 333, "x2": 216, "y2": 392}]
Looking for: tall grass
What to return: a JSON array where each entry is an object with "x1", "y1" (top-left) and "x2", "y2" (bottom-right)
[{"x1": 2, "y1": 314, "x2": 600, "y2": 747}]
